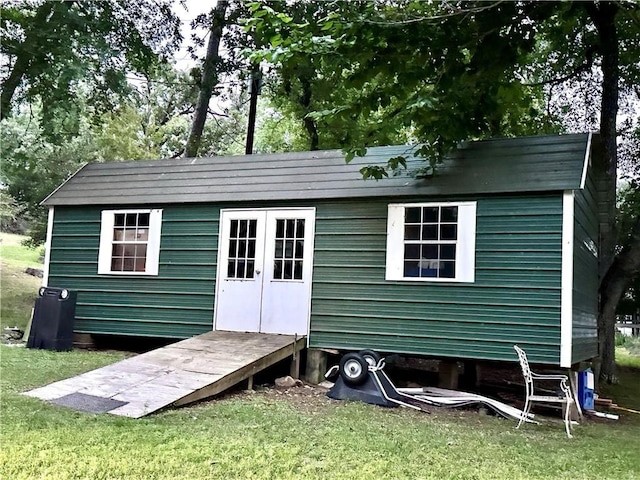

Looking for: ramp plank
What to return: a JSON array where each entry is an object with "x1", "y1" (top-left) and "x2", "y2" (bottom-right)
[{"x1": 23, "y1": 331, "x2": 305, "y2": 418}]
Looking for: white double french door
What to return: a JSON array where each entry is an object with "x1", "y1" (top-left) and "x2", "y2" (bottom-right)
[{"x1": 214, "y1": 208, "x2": 315, "y2": 335}]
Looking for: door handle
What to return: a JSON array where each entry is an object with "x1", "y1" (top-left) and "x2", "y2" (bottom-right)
[{"x1": 256, "y1": 269, "x2": 261, "y2": 274}]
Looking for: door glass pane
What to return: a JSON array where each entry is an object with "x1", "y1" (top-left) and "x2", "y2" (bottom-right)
[
  {"x1": 272, "y1": 217, "x2": 305, "y2": 281},
  {"x1": 227, "y1": 217, "x2": 258, "y2": 279},
  {"x1": 294, "y1": 260, "x2": 303, "y2": 280},
  {"x1": 283, "y1": 260, "x2": 293, "y2": 279},
  {"x1": 274, "y1": 260, "x2": 283, "y2": 279}
]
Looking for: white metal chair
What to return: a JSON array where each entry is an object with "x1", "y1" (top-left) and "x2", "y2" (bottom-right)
[{"x1": 513, "y1": 345, "x2": 574, "y2": 438}]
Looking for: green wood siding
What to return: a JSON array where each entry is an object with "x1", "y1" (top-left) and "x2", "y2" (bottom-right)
[
  {"x1": 309, "y1": 195, "x2": 564, "y2": 365},
  {"x1": 49, "y1": 194, "x2": 570, "y2": 365},
  {"x1": 572, "y1": 169, "x2": 599, "y2": 363},
  {"x1": 48, "y1": 205, "x2": 219, "y2": 338}
]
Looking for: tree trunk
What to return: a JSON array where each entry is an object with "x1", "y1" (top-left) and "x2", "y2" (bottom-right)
[
  {"x1": 599, "y1": 218, "x2": 640, "y2": 379},
  {"x1": 299, "y1": 76, "x2": 319, "y2": 151},
  {"x1": 0, "y1": 2, "x2": 70, "y2": 119},
  {"x1": 184, "y1": 0, "x2": 228, "y2": 158},
  {"x1": 586, "y1": 1, "x2": 619, "y2": 381}
]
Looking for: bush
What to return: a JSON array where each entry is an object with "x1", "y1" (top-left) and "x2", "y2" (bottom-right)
[{"x1": 615, "y1": 332, "x2": 628, "y2": 347}]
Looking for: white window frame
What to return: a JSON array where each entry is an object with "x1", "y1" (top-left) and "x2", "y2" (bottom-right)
[
  {"x1": 386, "y1": 201, "x2": 477, "y2": 283},
  {"x1": 98, "y1": 209, "x2": 163, "y2": 276}
]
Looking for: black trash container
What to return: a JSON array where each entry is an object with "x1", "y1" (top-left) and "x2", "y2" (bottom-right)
[{"x1": 27, "y1": 287, "x2": 77, "y2": 351}]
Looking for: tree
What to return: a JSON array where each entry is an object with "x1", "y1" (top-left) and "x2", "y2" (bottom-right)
[
  {"x1": 1, "y1": 0, "x2": 181, "y2": 139},
  {"x1": 247, "y1": 0, "x2": 640, "y2": 379},
  {"x1": 185, "y1": 0, "x2": 230, "y2": 157}
]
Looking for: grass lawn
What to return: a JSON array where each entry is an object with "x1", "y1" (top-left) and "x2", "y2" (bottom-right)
[
  {"x1": 0, "y1": 232, "x2": 42, "y2": 331},
  {"x1": 2, "y1": 346, "x2": 640, "y2": 480},
  {"x1": 1, "y1": 234, "x2": 639, "y2": 479}
]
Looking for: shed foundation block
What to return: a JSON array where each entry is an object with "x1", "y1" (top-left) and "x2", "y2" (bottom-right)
[
  {"x1": 304, "y1": 348, "x2": 327, "y2": 385},
  {"x1": 438, "y1": 360, "x2": 459, "y2": 390}
]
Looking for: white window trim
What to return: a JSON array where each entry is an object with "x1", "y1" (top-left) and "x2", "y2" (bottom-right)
[
  {"x1": 386, "y1": 201, "x2": 477, "y2": 283},
  {"x1": 98, "y1": 209, "x2": 163, "y2": 276}
]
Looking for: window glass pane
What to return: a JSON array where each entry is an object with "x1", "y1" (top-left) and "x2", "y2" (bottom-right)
[
  {"x1": 404, "y1": 261, "x2": 419, "y2": 277},
  {"x1": 135, "y1": 244, "x2": 147, "y2": 257},
  {"x1": 112, "y1": 244, "x2": 124, "y2": 256},
  {"x1": 274, "y1": 260, "x2": 283, "y2": 279},
  {"x1": 113, "y1": 228, "x2": 125, "y2": 241},
  {"x1": 276, "y1": 219, "x2": 285, "y2": 238},
  {"x1": 238, "y1": 240, "x2": 247, "y2": 257},
  {"x1": 111, "y1": 257, "x2": 123, "y2": 271},
  {"x1": 423, "y1": 207, "x2": 438, "y2": 222},
  {"x1": 124, "y1": 229, "x2": 136, "y2": 241},
  {"x1": 283, "y1": 260, "x2": 293, "y2": 279},
  {"x1": 137, "y1": 228, "x2": 149, "y2": 241},
  {"x1": 114, "y1": 214, "x2": 125, "y2": 227},
  {"x1": 248, "y1": 220, "x2": 257, "y2": 238},
  {"x1": 229, "y1": 239, "x2": 237, "y2": 258},
  {"x1": 246, "y1": 260, "x2": 254, "y2": 278},
  {"x1": 404, "y1": 244, "x2": 420, "y2": 259},
  {"x1": 230, "y1": 220, "x2": 238, "y2": 238},
  {"x1": 285, "y1": 240, "x2": 294, "y2": 258},
  {"x1": 441, "y1": 207, "x2": 458, "y2": 222},
  {"x1": 123, "y1": 244, "x2": 136, "y2": 256},
  {"x1": 294, "y1": 260, "x2": 303, "y2": 280},
  {"x1": 405, "y1": 207, "x2": 421, "y2": 223},
  {"x1": 440, "y1": 224, "x2": 457, "y2": 240},
  {"x1": 421, "y1": 244, "x2": 438, "y2": 259},
  {"x1": 285, "y1": 219, "x2": 294, "y2": 238},
  {"x1": 275, "y1": 240, "x2": 283, "y2": 258},
  {"x1": 295, "y1": 240, "x2": 304, "y2": 259},
  {"x1": 239, "y1": 220, "x2": 248, "y2": 237},
  {"x1": 404, "y1": 225, "x2": 420, "y2": 240},
  {"x1": 123, "y1": 258, "x2": 135, "y2": 271},
  {"x1": 440, "y1": 245, "x2": 456, "y2": 260},
  {"x1": 134, "y1": 258, "x2": 146, "y2": 272},
  {"x1": 420, "y1": 264, "x2": 438, "y2": 277},
  {"x1": 125, "y1": 213, "x2": 137, "y2": 227},
  {"x1": 138, "y1": 213, "x2": 150, "y2": 227},
  {"x1": 439, "y1": 261, "x2": 455, "y2": 278},
  {"x1": 296, "y1": 219, "x2": 305, "y2": 238},
  {"x1": 227, "y1": 260, "x2": 236, "y2": 278},
  {"x1": 422, "y1": 225, "x2": 438, "y2": 240},
  {"x1": 248, "y1": 240, "x2": 256, "y2": 259}
]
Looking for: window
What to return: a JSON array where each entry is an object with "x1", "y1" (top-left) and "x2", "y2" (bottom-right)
[
  {"x1": 273, "y1": 218, "x2": 305, "y2": 280},
  {"x1": 98, "y1": 209, "x2": 162, "y2": 275},
  {"x1": 386, "y1": 202, "x2": 476, "y2": 282},
  {"x1": 227, "y1": 219, "x2": 257, "y2": 279}
]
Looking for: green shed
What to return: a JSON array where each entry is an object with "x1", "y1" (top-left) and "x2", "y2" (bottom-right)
[{"x1": 41, "y1": 133, "x2": 606, "y2": 368}]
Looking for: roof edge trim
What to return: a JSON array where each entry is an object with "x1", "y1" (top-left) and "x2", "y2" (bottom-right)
[{"x1": 41, "y1": 162, "x2": 89, "y2": 206}]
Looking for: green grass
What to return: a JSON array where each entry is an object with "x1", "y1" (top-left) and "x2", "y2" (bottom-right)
[
  {"x1": 0, "y1": 232, "x2": 43, "y2": 331},
  {"x1": 1, "y1": 346, "x2": 640, "y2": 480},
  {"x1": 1, "y1": 234, "x2": 640, "y2": 479}
]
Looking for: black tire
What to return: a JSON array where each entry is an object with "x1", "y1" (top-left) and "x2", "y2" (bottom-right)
[
  {"x1": 339, "y1": 353, "x2": 369, "y2": 386},
  {"x1": 358, "y1": 349, "x2": 382, "y2": 367}
]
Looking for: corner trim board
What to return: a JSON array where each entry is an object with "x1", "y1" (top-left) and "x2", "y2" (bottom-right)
[
  {"x1": 42, "y1": 207, "x2": 54, "y2": 287},
  {"x1": 580, "y1": 132, "x2": 592, "y2": 190},
  {"x1": 560, "y1": 190, "x2": 574, "y2": 367}
]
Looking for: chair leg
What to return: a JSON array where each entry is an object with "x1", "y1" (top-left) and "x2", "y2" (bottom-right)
[
  {"x1": 563, "y1": 401, "x2": 573, "y2": 438},
  {"x1": 517, "y1": 397, "x2": 531, "y2": 429}
]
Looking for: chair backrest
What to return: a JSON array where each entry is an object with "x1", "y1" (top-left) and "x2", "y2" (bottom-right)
[{"x1": 514, "y1": 345, "x2": 533, "y2": 388}]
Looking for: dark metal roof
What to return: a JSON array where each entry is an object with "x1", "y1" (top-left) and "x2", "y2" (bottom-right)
[{"x1": 42, "y1": 133, "x2": 597, "y2": 206}]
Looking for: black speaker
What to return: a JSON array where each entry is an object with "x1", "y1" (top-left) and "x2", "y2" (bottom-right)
[{"x1": 27, "y1": 287, "x2": 77, "y2": 351}]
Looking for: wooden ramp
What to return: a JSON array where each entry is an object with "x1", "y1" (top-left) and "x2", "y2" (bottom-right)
[{"x1": 24, "y1": 331, "x2": 305, "y2": 418}]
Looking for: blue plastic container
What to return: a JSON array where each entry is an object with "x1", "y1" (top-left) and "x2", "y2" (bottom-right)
[{"x1": 577, "y1": 368, "x2": 595, "y2": 410}]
